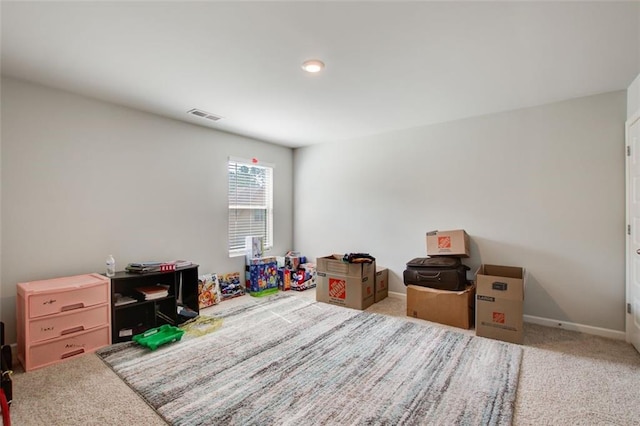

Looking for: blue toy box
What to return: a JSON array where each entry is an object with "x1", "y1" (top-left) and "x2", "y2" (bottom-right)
[{"x1": 245, "y1": 257, "x2": 279, "y2": 296}]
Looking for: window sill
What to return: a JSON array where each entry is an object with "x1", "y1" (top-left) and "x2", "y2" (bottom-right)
[{"x1": 229, "y1": 247, "x2": 272, "y2": 258}]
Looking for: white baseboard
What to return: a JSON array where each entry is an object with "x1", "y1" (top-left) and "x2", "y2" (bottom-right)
[
  {"x1": 523, "y1": 315, "x2": 625, "y2": 340},
  {"x1": 388, "y1": 291, "x2": 625, "y2": 340}
]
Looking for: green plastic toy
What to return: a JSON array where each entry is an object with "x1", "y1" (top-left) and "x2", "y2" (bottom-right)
[{"x1": 132, "y1": 324, "x2": 185, "y2": 351}]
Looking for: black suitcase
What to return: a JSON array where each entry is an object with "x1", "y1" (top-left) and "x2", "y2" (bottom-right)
[{"x1": 403, "y1": 257, "x2": 470, "y2": 291}]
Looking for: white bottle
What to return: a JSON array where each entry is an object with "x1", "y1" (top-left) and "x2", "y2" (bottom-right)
[{"x1": 106, "y1": 255, "x2": 116, "y2": 277}]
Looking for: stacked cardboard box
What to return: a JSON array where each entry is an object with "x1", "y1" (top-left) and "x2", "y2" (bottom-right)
[
  {"x1": 406, "y1": 284, "x2": 475, "y2": 329},
  {"x1": 316, "y1": 255, "x2": 375, "y2": 310},
  {"x1": 407, "y1": 229, "x2": 473, "y2": 329},
  {"x1": 426, "y1": 229, "x2": 470, "y2": 257}
]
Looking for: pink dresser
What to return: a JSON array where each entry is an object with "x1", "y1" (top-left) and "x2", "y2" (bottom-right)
[{"x1": 17, "y1": 273, "x2": 111, "y2": 371}]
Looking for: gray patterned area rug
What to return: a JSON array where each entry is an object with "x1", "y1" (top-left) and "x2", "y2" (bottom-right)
[{"x1": 97, "y1": 294, "x2": 522, "y2": 425}]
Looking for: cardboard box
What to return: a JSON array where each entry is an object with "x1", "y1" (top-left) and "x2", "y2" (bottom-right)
[
  {"x1": 406, "y1": 284, "x2": 475, "y2": 329},
  {"x1": 375, "y1": 267, "x2": 389, "y2": 303},
  {"x1": 316, "y1": 256, "x2": 375, "y2": 310},
  {"x1": 475, "y1": 264, "x2": 525, "y2": 344},
  {"x1": 426, "y1": 229, "x2": 470, "y2": 257}
]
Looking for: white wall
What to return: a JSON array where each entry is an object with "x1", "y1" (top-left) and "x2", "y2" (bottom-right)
[
  {"x1": 294, "y1": 91, "x2": 627, "y2": 332},
  {"x1": 0, "y1": 77, "x2": 294, "y2": 343},
  {"x1": 0, "y1": 77, "x2": 629, "y2": 340}
]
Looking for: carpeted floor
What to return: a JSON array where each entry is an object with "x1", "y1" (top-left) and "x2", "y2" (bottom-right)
[
  {"x1": 97, "y1": 294, "x2": 522, "y2": 425},
  {"x1": 8, "y1": 289, "x2": 640, "y2": 425}
]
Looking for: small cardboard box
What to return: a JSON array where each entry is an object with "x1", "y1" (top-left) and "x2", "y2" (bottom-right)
[
  {"x1": 316, "y1": 256, "x2": 375, "y2": 310},
  {"x1": 426, "y1": 229, "x2": 470, "y2": 257},
  {"x1": 475, "y1": 264, "x2": 525, "y2": 344},
  {"x1": 375, "y1": 267, "x2": 389, "y2": 303},
  {"x1": 406, "y1": 284, "x2": 475, "y2": 329}
]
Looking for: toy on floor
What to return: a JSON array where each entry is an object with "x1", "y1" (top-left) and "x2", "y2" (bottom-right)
[
  {"x1": 180, "y1": 316, "x2": 224, "y2": 338},
  {"x1": 132, "y1": 325, "x2": 185, "y2": 351}
]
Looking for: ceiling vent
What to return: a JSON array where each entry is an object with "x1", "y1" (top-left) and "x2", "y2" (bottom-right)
[{"x1": 187, "y1": 108, "x2": 223, "y2": 122}]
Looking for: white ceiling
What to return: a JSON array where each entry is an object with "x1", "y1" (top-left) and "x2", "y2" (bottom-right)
[{"x1": 2, "y1": 1, "x2": 639, "y2": 148}]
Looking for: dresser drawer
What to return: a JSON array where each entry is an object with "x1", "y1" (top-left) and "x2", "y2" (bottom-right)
[
  {"x1": 24, "y1": 325, "x2": 110, "y2": 371},
  {"x1": 27, "y1": 304, "x2": 110, "y2": 344},
  {"x1": 28, "y1": 282, "x2": 109, "y2": 319}
]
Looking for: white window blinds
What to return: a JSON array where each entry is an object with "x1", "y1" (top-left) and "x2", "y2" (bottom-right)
[{"x1": 228, "y1": 159, "x2": 273, "y2": 255}]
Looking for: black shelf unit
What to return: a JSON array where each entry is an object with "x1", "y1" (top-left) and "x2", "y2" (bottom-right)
[{"x1": 108, "y1": 265, "x2": 199, "y2": 343}]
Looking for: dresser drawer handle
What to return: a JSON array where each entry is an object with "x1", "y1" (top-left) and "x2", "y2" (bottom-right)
[
  {"x1": 61, "y1": 303, "x2": 84, "y2": 312},
  {"x1": 61, "y1": 326, "x2": 84, "y2": 335},
  {"x1": 61, "y1": 349, "x2": 85, "y2": 359}
]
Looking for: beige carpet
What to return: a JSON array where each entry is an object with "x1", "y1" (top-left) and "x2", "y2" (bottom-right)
[{"x1": 8, "y1": 289, "x2": 640, "y2": 425}]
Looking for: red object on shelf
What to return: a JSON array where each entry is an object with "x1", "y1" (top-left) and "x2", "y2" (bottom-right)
[{"x1": 160, "y1": 263, "x2": 176, "y2": 272}]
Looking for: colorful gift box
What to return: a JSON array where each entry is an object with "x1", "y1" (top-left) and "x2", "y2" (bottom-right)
[
  {"x1": 278, "y1": 268, "x2": 291, "y2": 291},
  {"x1": 245, "y1": 257, "x2": 279, "y2": 297},
  {"x1": 290, "y1": 263, "x2": 317, "y2": 291},
  {"x1": 217, "y1": 272, "x2": 244, "y2": 300},
  {"x1": 198, "y1": 273, "x2": 221, "y2": 308}
]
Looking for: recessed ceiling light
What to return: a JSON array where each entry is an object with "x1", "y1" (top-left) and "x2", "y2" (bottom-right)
[{"x1": 301, "y1": 59, "x2": 325, "y2": 73}]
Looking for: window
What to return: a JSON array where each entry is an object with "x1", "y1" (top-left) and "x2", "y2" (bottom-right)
[{"x1": 228, "y1": 158, "x2": 273, "y2": 256}]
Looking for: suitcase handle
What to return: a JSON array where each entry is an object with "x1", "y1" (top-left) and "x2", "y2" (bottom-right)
[{"x1": 416, "y1": 271, "x2": 441, "y2": 282}]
